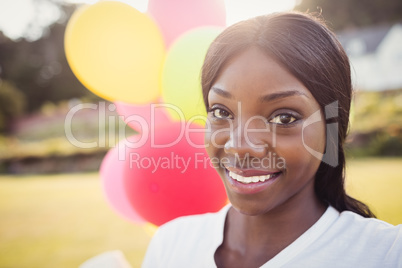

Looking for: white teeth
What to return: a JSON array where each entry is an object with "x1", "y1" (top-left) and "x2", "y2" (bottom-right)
[
  {"x1": 244, "y1": 176, "x2": 252, "y2": 183},
  {"x1": 228, "y1": 171, "x2": 276, "y2": 184}
]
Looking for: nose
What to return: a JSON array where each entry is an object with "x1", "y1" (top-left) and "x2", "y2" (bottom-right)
[
  {"x1": 224, "y1": 139, "x2": 267, "y2": 159},
  {"x1": 224, "y1": 121, "x2": 270, "y2": 159}
]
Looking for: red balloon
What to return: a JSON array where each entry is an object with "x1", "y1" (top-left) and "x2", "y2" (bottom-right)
[
  {"x1": 123, "y1": 122, "x2": 227, "y2": 226},
  {"x1": 148, "y1": 0, "x2": 226, "y2": 48}
]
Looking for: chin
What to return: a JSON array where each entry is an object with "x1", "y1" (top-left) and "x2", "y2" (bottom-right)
[{"x1": 226, "y1": 193, "x2": 278, "y2": 217}]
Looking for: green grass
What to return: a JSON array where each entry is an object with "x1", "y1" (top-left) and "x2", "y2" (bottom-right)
[
  {"x1": 0, "y1": 173, "x2": 151, "y2": 268},
  {"x1": 0, "y1": 158, "x2": 401, "y2": 268},
  {"x1": 345, "y1": 157, "x2": 402, "y2": 225}
]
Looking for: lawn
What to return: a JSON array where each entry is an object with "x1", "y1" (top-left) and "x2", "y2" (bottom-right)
[
  {"x1": 345, "y1": 157, "x2": 402, "y2": 225},
  {"x1": 0, "y1": 173, "x2": 151, "y2": 268},
  {"x1": 0, "y1": 158, "x2": 401, "y2": 268}
]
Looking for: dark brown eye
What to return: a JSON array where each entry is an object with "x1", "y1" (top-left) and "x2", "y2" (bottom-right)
[
  {"x1": 269, "y1": 114, "x2": 297, "y2": 125},
  {"x1": 212, "y1": 108, "x2": 232, "y2": 119}
]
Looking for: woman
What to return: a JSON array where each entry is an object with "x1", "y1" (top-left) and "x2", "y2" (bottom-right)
[{"x1": 142, "y1": 12, "x2": 402, "y2": 268}]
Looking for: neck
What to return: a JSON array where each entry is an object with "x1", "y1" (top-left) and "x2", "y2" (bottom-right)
[{"x1": 224, "y1": 190, "x2": 326, "y2": 255}]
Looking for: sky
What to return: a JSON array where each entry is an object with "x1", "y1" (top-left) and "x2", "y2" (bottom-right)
[{"x1": 0, "y1": 0, "x2": 297, "y2": 41}]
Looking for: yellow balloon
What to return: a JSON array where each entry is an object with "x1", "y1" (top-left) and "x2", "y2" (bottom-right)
[
  {"x1": 65, "y1": 1, "x2": 165, "y2": 104},
  {"x1": 161, "y1": 27, "x2": 222, "y2": 123},
  {"x1": 143, "y1": 222, "x2": 158, "y2": 237}
]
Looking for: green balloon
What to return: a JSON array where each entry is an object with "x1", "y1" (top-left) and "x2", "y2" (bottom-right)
[{"x1": 162, "y1": 27, "x2": 223, "y2": 124}]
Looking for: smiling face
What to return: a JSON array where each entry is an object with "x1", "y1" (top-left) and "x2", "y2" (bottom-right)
[{"x1": 205, "y1": 47, "x2": 326, "y2": 216}]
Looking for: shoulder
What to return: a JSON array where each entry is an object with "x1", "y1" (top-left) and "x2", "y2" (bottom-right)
[
  {"x1": 156, "y1": 209, "x2": 224, "y2": 243},
  {"x1": 162, "y1": 207, "x2": 226, "y2": 229},
  {"x1": 288, "y1": 208, "x2": 402, "y2": 267},
  {"x1": 337, "y1": 210, "x2": 401, "y2": 238},
  {"x1": 141, "y1": 205, "x2": 230, "y2": 268},
  {"x1": 332, "y1": 209, "x2": 402, "y2": 247},
  {"x1": 321, "y1": 209, "x2": 402, "y2": 266}
]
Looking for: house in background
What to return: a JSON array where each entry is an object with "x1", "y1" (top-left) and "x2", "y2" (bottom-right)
[{"x1": 337, "y1": 23, "x2": 402, "y2": 91}]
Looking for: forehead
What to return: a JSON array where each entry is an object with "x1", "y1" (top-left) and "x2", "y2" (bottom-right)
[{"x1": 210, "y1": 47, "x2": 315, "y2": 102}]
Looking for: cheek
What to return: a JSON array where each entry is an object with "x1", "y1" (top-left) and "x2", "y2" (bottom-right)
[
  {"x1": 302, "y1": 121, "x2": 326, "y2": 158},
  {"x1": 205, "y1": 127, "x2": 228, "y2": 174},
  {"x1": 275, "y1": 135, "x2": 307, "y2": 165},
  {"x1": 274, "y1": 123, "x2": 325, "y2": 171},
  {"x1": 204, "y1": 130, "x2": 212, "y2": 155},
  {"x1": 205, "y1": 126, "x2": 222, "y2": 159},
  {"x1": 205, "y1": 124, "x2": 230, "y2": 154}
]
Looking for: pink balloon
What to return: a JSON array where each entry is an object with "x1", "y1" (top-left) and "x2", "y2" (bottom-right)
[
  {"x1": 115, "y1": 99, "x2": 171, "y2": 133},
  {"x1": 100, "y1": 136, "x2": 145, "y2": 224},
  {"x1": 148, "y1": 0, "x2": 226, "y2": 48}
]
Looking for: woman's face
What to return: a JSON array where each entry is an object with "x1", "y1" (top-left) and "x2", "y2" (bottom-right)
[{"x1": 205, "y1": 47, "x2": 326, "y2": 215}]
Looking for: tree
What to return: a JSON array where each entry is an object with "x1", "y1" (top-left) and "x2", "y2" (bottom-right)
[
  {"x1": 0, "y1": 3, "x2": 99, "y2": 113},
  {"x1": 295, "y1": 0, "x2": 402, "y2": 31},
  {"x1": 0, "y1": 80, "x2": 25, "y2": 132}
]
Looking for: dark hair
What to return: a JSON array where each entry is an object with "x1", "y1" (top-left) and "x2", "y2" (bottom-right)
[{"x1": 201, "y1": 12, "x2": 375, "y2": 218}]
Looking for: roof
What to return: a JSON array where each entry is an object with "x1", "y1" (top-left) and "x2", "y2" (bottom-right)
[{"x1": 336, "y1": 24, "x2": 392, "y2": 56}]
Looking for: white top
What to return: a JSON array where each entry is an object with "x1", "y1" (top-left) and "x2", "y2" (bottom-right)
[{"x1": 142, "y1": 205, "x2": 402, "y2": 268}]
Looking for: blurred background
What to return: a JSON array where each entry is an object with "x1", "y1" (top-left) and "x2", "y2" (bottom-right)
[{"x1": 0, "y1": 0, "x2": 401, "y2": 267}]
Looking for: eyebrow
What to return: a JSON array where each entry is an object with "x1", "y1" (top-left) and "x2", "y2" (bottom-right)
[
  {"x1": 210, "y1": 86, "x2": 308, "y2": 102},
  {"x1": 259, "y1": 90, "x2": 308, "y2": 102},
  {"x1": 210, "y1": 86, "x2": 233, "y2": 99}
]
